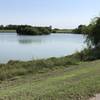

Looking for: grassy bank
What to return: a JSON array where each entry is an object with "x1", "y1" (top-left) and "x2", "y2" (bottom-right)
[
  {"x1": 0, "y1": 56, "x2": 100, "y2": 100},
  {"x1": 54, "y1": 29, "x2": 73, "y2": 33},
  {"x1": 0, "y1": 30, "x2": 16, "y2": 33},
  {"x1": 0, "y1": 56, "x2": 77, "y2": 81}
]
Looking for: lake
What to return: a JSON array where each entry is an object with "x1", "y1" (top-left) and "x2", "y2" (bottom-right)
[{"x1": 0, "y1": 33, "x2": 86, "y2": 63}]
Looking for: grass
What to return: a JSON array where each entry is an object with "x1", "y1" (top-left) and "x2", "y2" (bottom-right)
[
  {"x1": 0, "y1": 56, "x2": 77, "y2": 81},
  {"x1": 55, "y1": 29, "x2": 73, "y2": 33},
  {"x1": 0, "y1": 30, "x2": 16, "y2": 33},
  {"x1": 0, "y1": 56, "x2": 100, "y2": 100}
]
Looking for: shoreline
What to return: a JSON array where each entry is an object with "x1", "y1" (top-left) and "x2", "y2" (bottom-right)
[{"x1": 0, "y1": 30, "x2": 78, "y2": 34}]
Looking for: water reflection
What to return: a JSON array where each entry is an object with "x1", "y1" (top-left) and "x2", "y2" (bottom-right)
[
  {"x1": 18, "y1": 39, "x2": 42, "y2": 44},
  {"x1": 18, "y1": 35, "x2": 48, "y2": 44}
]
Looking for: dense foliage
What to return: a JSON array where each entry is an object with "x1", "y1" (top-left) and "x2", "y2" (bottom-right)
[
  {"x1": 73, "y1": 17, "x2": 100, "y2": 47},
  {"x1": 73, "y1": 17, "x2": 100, "y2": 61},
  {"x1": 73, "y1": 25, "x2": 86, "y2": 34},
  {"x1": 16, "y1": 25, "x2": 52, "y2": 35},
  {"x1": 86, "y1": 17, "x2": 100, "y2": 46}
]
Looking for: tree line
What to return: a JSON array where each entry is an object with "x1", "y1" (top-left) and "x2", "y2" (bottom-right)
[
  {"x1": 0, "y1": 25, "x2": 52, "y2": 35},
  {"x1": 0, "y1": 25, "x2": 18, "y2": 30}
]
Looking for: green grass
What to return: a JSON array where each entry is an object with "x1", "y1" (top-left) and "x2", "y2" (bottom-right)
[
  {"x1": 0, "y1": 57, "x2": 100, "y2": 100},
  {"x1": 0, "y1": 30, "x2": 16, "y2": 33},
  {"x1": 55, "y1": 29, "x2": 73, "y2": 33},
  {"x1": 0, "y1": 56, "x2": 77, "y2": 81}
]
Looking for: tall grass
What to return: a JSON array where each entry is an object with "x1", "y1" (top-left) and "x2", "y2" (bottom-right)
[
  {"x1": 0, "y1": 59, "x2": 100, "y2": 100},
  {"x1": 0, "y1": 56, "x2": 78, "y2": 81}
]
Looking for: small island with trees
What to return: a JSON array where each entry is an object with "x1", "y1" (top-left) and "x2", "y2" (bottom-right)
[{"x1": 16, "y1": 25, "x2": 52, "y2": 35}]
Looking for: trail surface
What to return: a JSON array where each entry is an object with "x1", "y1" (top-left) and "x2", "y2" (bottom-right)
[{"x1": 89, "y1": 94, "x2": 100, "y2": 100}]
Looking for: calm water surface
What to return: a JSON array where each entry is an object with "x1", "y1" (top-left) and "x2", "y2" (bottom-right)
[{"x1": 0, "y1": 33, "x2": 86, "y2": 63}]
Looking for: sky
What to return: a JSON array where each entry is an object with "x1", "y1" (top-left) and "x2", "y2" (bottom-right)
[{"x1": 0, "y1": 0, "x2": 100, "y2": 28}]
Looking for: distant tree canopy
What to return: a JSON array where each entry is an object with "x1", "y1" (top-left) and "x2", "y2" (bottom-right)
[
  {"x1": 0, "y1": 25, "x2": 18, "y2": 30},
  {"x1": 73, "y1": 25, "x2": 86, "y2": 34},
  {"x1": 0, "y1": 25, "x2": 52, "y2": 35},
  {"x1": 16, "y1": 25, "x2": 52, "y2": 35}
]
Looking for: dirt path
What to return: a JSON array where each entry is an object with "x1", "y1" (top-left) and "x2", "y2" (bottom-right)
[{"x1": 89, "y1": 94, "x2": 100, "y2": 100}]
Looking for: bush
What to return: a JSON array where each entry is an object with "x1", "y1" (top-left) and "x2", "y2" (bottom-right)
[{"x1": 75, "y1": 47, "x2": 100, "y2": 61}]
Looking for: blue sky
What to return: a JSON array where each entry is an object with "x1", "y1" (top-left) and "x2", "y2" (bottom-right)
[{"x1": 0, "y1": 0, "x2": 100, "y2": 28}]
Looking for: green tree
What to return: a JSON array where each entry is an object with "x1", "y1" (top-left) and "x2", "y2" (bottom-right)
[
  {"x1": 16, "y1": 25, "x2": 51, "y2": 35},
  {"x1": 73, "y1": 25, "x2": 86, "y2": 34},
  {"x1": 86, "y1": 17, "x2": 100, "y2": 47}
]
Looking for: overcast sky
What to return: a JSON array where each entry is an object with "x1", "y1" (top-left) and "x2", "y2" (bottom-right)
[{"x1": 0, "y1": 0, "x2": 100, "y2": 28}]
